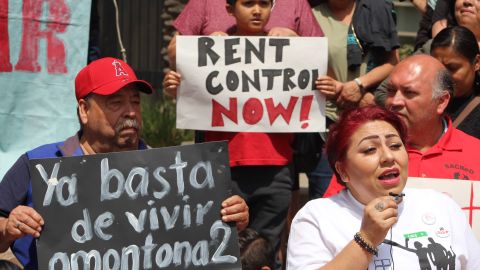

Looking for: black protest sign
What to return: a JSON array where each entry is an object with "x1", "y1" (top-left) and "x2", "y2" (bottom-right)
[{"x1": 30, "y1": 141, "x2": 241, "y2": 270}]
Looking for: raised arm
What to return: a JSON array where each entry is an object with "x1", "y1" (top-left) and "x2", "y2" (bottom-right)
[
  {"x1": 411, "y1": 0, "x2": 428, "y2": 14},
  {"x1": 167, "y1": 33, "x2": 178, "y2": 70},
  {"x1": 319, "y1": 197, "x2": 397, "y2": 269},
  {"x1": 336, "y1": 49, "x2": 398, "y2": 108}
]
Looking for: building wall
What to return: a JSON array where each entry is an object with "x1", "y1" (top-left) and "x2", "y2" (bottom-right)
[
  {"x1": 393, "y1": 0, "x2": 422, "y2": 45},
  {"x1": 96, "y1": 0, "x2": 187, "y2": 92}
]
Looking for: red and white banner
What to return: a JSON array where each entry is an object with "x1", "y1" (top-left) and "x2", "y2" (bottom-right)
[{"x1": 0, "y1": 0, "x2": 91, "y2": 178}]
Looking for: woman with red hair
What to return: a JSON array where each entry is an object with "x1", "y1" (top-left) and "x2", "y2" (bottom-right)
[{"x1": 286, "y1": 106, "x2": 480, "y2": 270}]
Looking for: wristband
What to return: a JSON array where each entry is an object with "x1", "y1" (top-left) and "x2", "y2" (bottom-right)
[
  {"x1": 354, "y1": 232, "x2": 378, "y2": 256},
  {"x1": 354, "y1": 77, "x2": 365, "y2": 94}
]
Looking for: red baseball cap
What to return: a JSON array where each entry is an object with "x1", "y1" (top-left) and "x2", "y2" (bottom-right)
[{"x1": 75, "y1": 57, "x2": 153, "y2": 101}]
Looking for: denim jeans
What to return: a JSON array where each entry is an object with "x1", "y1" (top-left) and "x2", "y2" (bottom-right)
[{"x1": 307, "y1": 146, "x2": 333, "y2": 199}]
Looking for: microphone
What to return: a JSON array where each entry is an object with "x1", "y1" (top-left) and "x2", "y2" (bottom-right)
[
  {"x1": 382, "y1": 239, "x2": 399, "y2": 246},
  {"x1": 389, "y1": 192, "x2": 405, "y2": 203}
]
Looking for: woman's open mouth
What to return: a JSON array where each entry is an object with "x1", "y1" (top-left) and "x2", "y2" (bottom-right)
[{"x1": 378, "y1": 169, "x2": 401, "y2": 186}]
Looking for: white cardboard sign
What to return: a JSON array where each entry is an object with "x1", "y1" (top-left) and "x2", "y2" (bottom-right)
[{"x1": 176, "y1": 36, "x2": 327, "y2": 133}]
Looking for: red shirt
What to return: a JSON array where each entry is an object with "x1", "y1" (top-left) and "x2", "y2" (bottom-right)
[
  {"x1": 323, "y1": 117, "x2": 480, "y2": 197},
  {"x1": 407, "y1": 118, "x2": 480, "y2": 180},
  {"x1": 205, "y1": 132, "x2": 293, "y2": 166}
]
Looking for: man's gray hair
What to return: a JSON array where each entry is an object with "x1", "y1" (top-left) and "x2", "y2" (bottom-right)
[{"x1": 432, "y1": 69, "x2": 454, "y2": 100}]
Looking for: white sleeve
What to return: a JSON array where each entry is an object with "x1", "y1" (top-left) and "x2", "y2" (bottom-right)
[
  {"x1": 286, "y1": 202, "x2": 334, "y2": 270},
  {"x1": 443, "y1": 194, "x2": 480, "y2": 270},
  {"x1": 464, "y1": 227, "x2": 480, "y2": 270}
]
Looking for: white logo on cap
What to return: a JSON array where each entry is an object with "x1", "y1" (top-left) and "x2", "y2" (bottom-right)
[{"x1": 112, "y1": 60, "x2": 128, "y2": 77}]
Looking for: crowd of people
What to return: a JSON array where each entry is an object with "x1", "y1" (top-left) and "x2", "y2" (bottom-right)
[{"x1": 1, "y1": 0, "x2": 480, "y2": 269}]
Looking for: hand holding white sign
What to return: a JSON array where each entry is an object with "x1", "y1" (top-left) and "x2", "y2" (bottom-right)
[{"x1": 163, "y1": 70, "x2": 182, "y2": 98}]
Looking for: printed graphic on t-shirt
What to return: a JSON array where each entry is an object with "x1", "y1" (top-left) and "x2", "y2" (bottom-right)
[
  {"x1": 383, "y1": 236, "x2": 456, "y2": 269},
  {"x1": 373, "y1": 259, "x2": 391, "y2": 269}
]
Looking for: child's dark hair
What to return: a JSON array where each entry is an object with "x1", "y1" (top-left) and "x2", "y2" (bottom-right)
[
  {"x1": 238, "y1": 229, "x2": 275, "y2": 270},
  {"x1": 0, "y1": 260, "x2": 22, "y2": 270},
  {"x1": 226, "y1": 0, "x2": 273, "y2": 5}
]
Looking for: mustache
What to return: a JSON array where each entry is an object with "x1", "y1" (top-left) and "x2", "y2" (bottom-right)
[{"x1": 115, "y1": 118, "x2": 140, "y2": 133}]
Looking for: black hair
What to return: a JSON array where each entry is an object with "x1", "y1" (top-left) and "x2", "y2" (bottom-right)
[
  {"x1": 448, "y1": 0, "x2": 457, "y2": 26},
  {"x1": 238, "y1": 229, "x2": 275, "y2": 270},
  {"x1": 0, "y1": 260, "x2": 22, "y2": 270},
  {"x1": 431, "y1": 26, "x2": 479, "y2": 63},
  {"x1": 226, "y1": 0, "x2": 273, "y2": 5},
  {"x1": 308, "y1": 0, "x2": 326, "y2": 7}
]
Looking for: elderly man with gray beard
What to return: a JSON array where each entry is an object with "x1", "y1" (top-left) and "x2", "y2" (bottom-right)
[{"x1": 0, "y1": 57, "x2": 249, "y2": 270}]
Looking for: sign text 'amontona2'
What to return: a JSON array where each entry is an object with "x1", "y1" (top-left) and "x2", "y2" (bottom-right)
[{"x1": 30, "y1": 142, "x2": 241, "y2": 270}]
